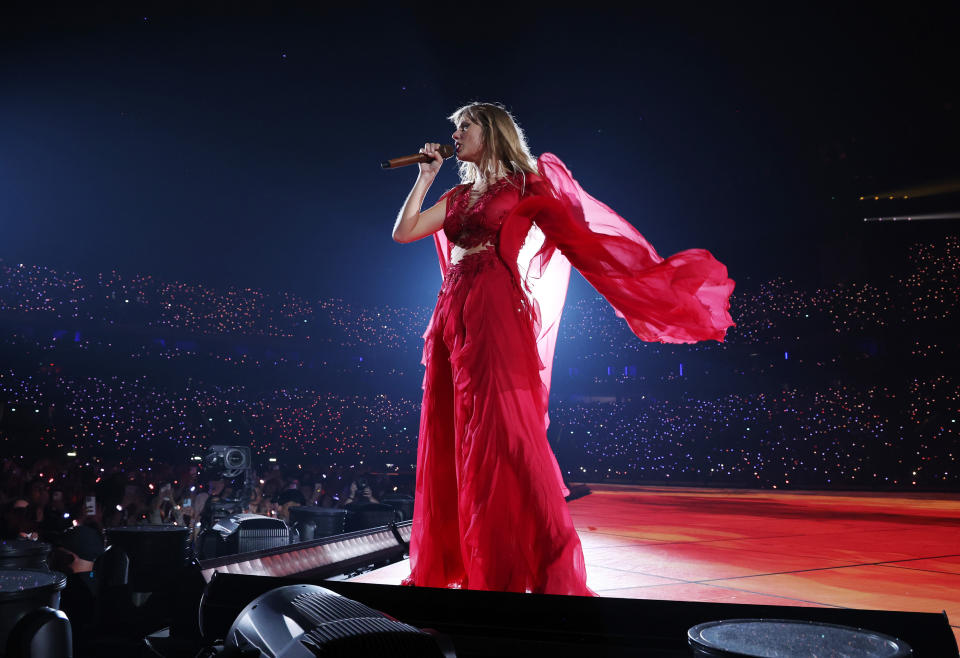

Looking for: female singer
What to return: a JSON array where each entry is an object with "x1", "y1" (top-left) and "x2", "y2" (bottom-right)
[{"x1": 392, "y1": 102, "x2": 735, "y2": 595}]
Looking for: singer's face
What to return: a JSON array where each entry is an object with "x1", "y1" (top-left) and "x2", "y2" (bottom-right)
[{"x1": 452, "y1": 116, "x2": 483, "y2": 163}]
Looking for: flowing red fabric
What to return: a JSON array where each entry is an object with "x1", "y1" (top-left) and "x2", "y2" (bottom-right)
[{"x1": 403, "y1": 153, "x2": 735, "y2": 595}]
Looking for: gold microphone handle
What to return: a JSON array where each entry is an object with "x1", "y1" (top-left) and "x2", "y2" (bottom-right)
[{"x1": 381, "y1": 144, "x2": 455, "y2": 169}]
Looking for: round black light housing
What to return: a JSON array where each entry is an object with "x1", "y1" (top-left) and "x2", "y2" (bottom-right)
[{"x1": 227, "y1": 584, "x2": 447, "y2": 657}]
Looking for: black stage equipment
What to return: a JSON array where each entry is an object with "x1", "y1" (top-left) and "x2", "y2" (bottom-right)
[
  {"x1": 0, "y1": 569, "x2": 71, "y2": 658},
  {"x1": 0, "y1": 540, "x2": 50, "y2": 570},
  {"x1": 288, "y1": 507, "x2": 347, "y2": 541},
  {"x1": 91, "y1": 526, "x2": 205, "y2": 655},
  {"x1": 688, "y1": 618, "x2": 913, "y2": 657},
  {"x1": 199, "y1": 445, "x2": 255, "y2": 529},
  {"x1": 197, "y1": 521, "x2": 411, "y2": 589},
  {"x1": 381, "y1": 494, "x2": 414, "y2": 521},
  {"x1": 142, "y1": 521, "x2": 414, "y2": 657},
  {"x1": 104, "y1": 525, "x2": 192, "y2": 593},
  {"x1": 198, "y1": 513, "x2": 290, "y2": 559},
  {"x1": 203, "y1": 445, "x2": 251, "y2": 472},
  {"x1": 192, "y1": 574, "x2": 957, "y2": 658},
  {"x1": 344, "y1": 502, "x2": 396, "y2": 533},
  {"x1": 222, "y1": 584, "x2": 450, "y2": 657}
]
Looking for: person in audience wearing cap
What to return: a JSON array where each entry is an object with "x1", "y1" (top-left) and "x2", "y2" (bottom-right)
[
  {"x1": 52, "y1": 524, "x2": 105, "y2": 655},
  {"x1": 275, "y1": 488, "x2": 306, "y2": 522},
  {"x1": 275, "y1": 488, "x2": 306, "y2": 544}
]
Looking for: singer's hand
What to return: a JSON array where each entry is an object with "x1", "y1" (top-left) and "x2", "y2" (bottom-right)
[{"x1": 418, "y1": 142, "x2": 444, "y2": 177}]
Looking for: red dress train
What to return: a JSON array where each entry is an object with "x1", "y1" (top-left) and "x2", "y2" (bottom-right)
[{"x1": 402, "y1": 154, "x2": 735, "y2": 595}]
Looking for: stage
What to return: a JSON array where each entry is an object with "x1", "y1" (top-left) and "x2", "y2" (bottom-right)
[{"x1": 349, "y1": 484, "x2": 960, "y2": 645}]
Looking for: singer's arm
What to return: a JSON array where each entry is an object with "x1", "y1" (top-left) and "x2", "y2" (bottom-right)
[{"x1": 392, "y1": 172, "x2": 447, "y2": 243}]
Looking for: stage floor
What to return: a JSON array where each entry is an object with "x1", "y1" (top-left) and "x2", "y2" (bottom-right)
[{"x1": 348, "y1": 484, "x2": 960, "y2": 645}]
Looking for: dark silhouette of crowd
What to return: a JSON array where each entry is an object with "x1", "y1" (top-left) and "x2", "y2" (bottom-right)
[{"x1": 0, "y1": 454, "x2": 408, "y2": 545}]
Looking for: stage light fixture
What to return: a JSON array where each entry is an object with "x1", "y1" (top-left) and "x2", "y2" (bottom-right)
[
  {"x1": 0, "y1": 539, "x2": 51, "y2": 570},
  {"x1": 199, "y1": 521, "x2": 411, "y2": 583},
  {"x1": 380, "y1": 494, "x2": 414, "y2": 521},
  {"x1": 289, "y1": 507, "x2": 347, "y2": 541},
  {"x1": 104, "y1": 525, "x2": 192, "y2": 593},
  {"x1": 344, "y1": 503, "x2": 396, "y2": 533},
  {"x1": 0, "y1": 569, "x2": 72, "y2": 658},
  {"x1": 224, "y1": 584, "x2": 448, "y2": 657},
  {"x1": 198, "y1": 513, "x2": 290, "y2": 559}
]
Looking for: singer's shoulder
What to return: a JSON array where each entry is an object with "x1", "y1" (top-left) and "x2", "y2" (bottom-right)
[{"x1": 438, "y1": 184, "x2": 469, "y2": 201}]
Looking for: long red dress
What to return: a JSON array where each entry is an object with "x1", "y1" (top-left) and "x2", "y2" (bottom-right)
[{"x1": 402, "y1": 154, "x2": 735, "y2": 595}]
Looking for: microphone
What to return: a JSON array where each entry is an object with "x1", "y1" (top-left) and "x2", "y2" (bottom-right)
[{"x1": 381, "y1": 144, "x2": 455, "y2": 169}]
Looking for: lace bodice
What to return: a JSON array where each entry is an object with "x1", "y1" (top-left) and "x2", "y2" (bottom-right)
[{"x1": 443, "y1": 173, "x2": 546, "y2": 249}]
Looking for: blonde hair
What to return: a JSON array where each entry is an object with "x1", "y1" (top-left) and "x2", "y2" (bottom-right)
[{"x1": 447, "y1": 102, "x2": 539, "y2": 188}]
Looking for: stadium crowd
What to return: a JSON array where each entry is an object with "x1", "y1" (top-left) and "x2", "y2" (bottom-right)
[
  {"x1": 1, "y1": 235, "x2": 955, "y2": 355},
  {"x1": 0, "y1": 234, "x2": 956, "y2": 520}
]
